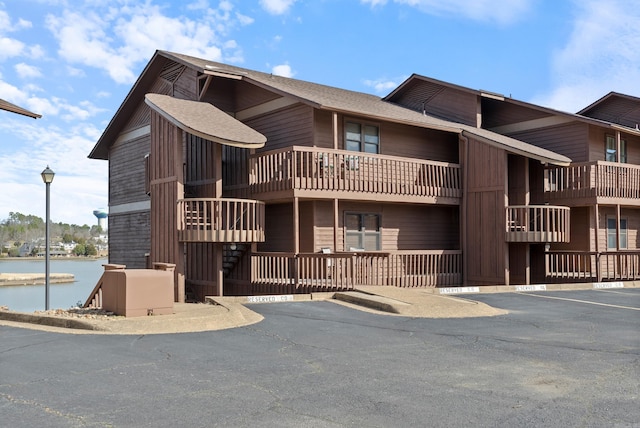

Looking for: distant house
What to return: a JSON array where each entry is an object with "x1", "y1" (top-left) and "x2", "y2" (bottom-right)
[
  {"x1": 90, "y1": 50, "x2": 585, "y2": 302},
  {"x1": 18, "y1": 242, "x2": 36, "y2": 257}
]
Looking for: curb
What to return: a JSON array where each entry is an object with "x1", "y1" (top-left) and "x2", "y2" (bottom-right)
[{"x1": 0, "y1": 311, "x2": 101, "y2": 331}]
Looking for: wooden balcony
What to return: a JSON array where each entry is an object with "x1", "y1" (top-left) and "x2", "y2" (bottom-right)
[
  {"x1": 177, "y1": 198, "x2": 265, "y2": 243},
  {"x1": 506, "y1": 205, "x2": 570, "y2": 243},
  {"x1": 545, "y1": 161, "x2": 640, "y2": 206},
  {"x1": 545, "y1": 250, "x2": 640, "y2": 282},
  {"x1": 250, "y1": 146, "x2": 461, "y2": 204},
  {"x1": 250, "y1": 250, "x2": 462, "y2": 293}
]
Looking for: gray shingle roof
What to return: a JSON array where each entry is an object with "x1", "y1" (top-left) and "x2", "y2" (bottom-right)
[
  {"x1": 145, "y1": 93, "x2": 266, "y2": 148},
  {"x1": 164, "y1": 51, "x2": 570, "y2": 165},
  {"x1": 90, "y1": 50, "x2": 571, "y2": 165}
]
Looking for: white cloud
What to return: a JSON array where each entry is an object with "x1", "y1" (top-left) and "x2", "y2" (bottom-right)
[
  {"x1": 363, "y1": 77, "x2": 403, "y2": 94},
  {"x1": 0, "y1": 37, "x2": 25, "y2": 60},
  {"x1": 360, "y1": 0, "x2": 532, "y2": 24},
  {"x1": 15, "y1": 63, "x2": 42, "y2": 79},
  {"x1": 260, "y1": 0, "x2": 297, "y2": 15},
  {"x1": 532, "y1": 0, "x2": 640, "y2": 112},
  {"x1": 0, "y1": 120, "x2": 108, "y2": 225},
  {"x1": 272, "y1": 63, "x2": 294, "y2": 78},
  {"x1": 45, "y1": 2, "x2": 248, "y2": 84}
]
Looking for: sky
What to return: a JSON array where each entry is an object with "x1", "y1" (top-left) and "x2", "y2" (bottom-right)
[{"x1": 0, "y1": 0, "x2": 639, "y2": 227}]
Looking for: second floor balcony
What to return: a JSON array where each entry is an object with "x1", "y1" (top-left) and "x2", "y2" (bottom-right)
[
  {"x1": 545, "y1": 161, "x2": 640, "y2": 206},
  {"x1": 249, "y1": 146, "x2": 461, "y2": 204},
  {"x1": 178, "y1": 198, "x2": 265, "y2": 243},
  {"x1": 506, "y1": 205, "x2": 570, "y2": 243}
]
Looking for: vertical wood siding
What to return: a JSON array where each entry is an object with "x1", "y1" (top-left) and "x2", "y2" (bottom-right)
[
  {"x1": 149, "y1": 111, "x2": 183, "y2": 271},
  {"x1": 466, "y1": 140, "x2": 507, "y2": 285}
]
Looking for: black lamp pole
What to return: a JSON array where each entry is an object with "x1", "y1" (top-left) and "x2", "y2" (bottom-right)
[{"x1": 41, "y1": 166, "x2": 55, "y2": 311}]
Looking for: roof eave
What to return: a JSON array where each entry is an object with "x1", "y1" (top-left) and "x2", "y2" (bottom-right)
[{"x1": 461, "y1": 130, "x2": 572, "y2": 166}]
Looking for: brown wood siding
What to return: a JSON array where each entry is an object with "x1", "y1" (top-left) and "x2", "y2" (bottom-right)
[
  {"x1": 314, "y1": 110, "x2": 335, "y2": 149},
  {"x1": 588, "y1": 125, "x2": 640, "y2": 164},
  {"x1": 380, "y1": 122, "x2": 459, "y2": 163},
  {"x1": 466, "y1": 140, "x2": 507, "y2": 285},
  {"x1": 314, "y1": 110, "x2": 459, "y2": 162},
  {"x1": 390, "y1": 80, "x2": 477, "y2": 126},
  {"x1": 172, "y1": 67, "x2": 198, "y2": 100},
  {"x1": 185, "y1": 134, "x2": 217, "y2": 198},
  {"x1": 246, "y1": 103, "x2": 314, "y2": 152},
  {"x1": 312, "y1": 201, "x2": 459, "y2": 252},
  {"x1": 222, "y1": 145, "x2": 250, "y2": 198},
  {"x1": 508, "y1": 155, "x2": 527, "y2": 205},
  {"x1": 149, "y1": 111, "x2": 183, "y2": 268},
  {"x1": 509, "y1": 122, "x2": 589, "y2": 162},
  {"x1": 313, "y1": 201, "x2": 336, "y2": 250},
  {"x1": 552, "y1": 206, "x2": 589, "y2": 251},
  {"x1": 108, "y1": 211, "x2": 150, "y2": 268},
  {"x1": 258, "y1": 203, "x2": 294, "y2": 252},
  {"x1": 122, "y1": 77, "x2": 173, "y2": 133},
  {"x1": 508, "y1": 242, "x2": 527, "y2": 285},
  {"x1": 299, "y1": 201, "x2": 314, "y2": 252},
  {"x1": 597, "y1": 207, "x2": 640, "y2": 251},
  {"x1": 424, "y1": 87, "x2": 477, "y2": 126},
  {"x1": 481, "y1": 98, "x2": 550, "y2": 129},
  {"x1": 109, "y1": 134, "x2": 150, "y2": 206},
  {"x1": 185, "y1": 242, "x2": 218, "y2": 300}
]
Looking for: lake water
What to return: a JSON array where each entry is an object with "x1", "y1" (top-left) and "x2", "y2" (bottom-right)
[{"x1": 0, "y1": 258, "x2": 107, "y2": 312}]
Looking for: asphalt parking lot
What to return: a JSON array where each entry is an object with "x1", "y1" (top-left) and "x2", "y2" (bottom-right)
[{"x1": 1, "y1": 288, "x2": 638, "y2": 427}]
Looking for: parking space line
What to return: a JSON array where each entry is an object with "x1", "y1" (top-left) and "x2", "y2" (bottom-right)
[{"x1": 518, "y1": 292, "x2": 640, "y2": 311}]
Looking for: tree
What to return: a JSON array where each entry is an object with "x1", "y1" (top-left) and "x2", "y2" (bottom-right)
[
  {"x1": 73, "y1": 243, "x2": 86, "y2": 256},
  {"x1": 84, "y1": 243, "x2": 97, "y2": 256}
]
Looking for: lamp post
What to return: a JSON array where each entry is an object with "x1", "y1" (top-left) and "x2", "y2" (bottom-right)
[{"x1": 41, "y1": 166, "x2": 55, "y2": 311}]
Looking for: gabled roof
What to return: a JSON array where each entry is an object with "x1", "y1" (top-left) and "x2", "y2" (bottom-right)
[
  {"x1": 0, "y1": 98, "x2": 41, "y2": 119},
  {"x1": 90, "y1": 50, "x2": 571, "y2": 165},
  {"x1": 386, "y1": 74, "x2": 640, "y2": 138},
  {"x1": 577, "y1": 91, "x2": 640, "y2": 129}
]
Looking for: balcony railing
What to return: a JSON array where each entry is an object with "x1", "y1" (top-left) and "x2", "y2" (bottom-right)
[
  {"x1": 506, "y1": 205, "x2": 570, "y2": 243},
  {"x1": 250, "y1": 250, "x2": 462, "y2": 293},
  {"x1": 177, "y1": 198, "x2": 265, "y2": 243},
  {"x1": 250, "y1": 146, "x2": 461, "y2": 201},
  {"x1": 545, "y1": 250, "x2": 640, "y2": 282},
  {"x1": 546, "y1": 161, "x2": 640, "y2": 202}
]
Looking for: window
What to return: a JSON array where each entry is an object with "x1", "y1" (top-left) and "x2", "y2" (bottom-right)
[
  {"x1": 605, "y1": 135, "x2": 627, "y2": 163},
  {"x1": 346, "y1": 121, "x2": 379, "y2": 154},
  {"x1": 607, "y1": 217, "x2": 627, "y2": 249},
  {"x1": 345, "y1": 213, "x2": 381, "y2": 251}
]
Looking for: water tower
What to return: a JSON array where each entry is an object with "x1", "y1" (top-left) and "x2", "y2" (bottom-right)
[{"x1": 93, "y1": 208, "x2": 108, "y2": 231}]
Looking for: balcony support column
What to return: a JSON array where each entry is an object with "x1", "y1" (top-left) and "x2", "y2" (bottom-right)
[
  {"x1": 332, "y1": 112, "x2": 339, "y2": 150},
  {"x1": 333, "y1": 198, "x2": 339, "y2": 251},
  {"x1": 293, "y1": 197, "x2": 300, "y2": 254}
]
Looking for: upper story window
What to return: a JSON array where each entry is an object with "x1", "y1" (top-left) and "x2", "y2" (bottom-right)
[
  {"x1": 345, "y1": 213, "x2": 381, "y2": 251},
  {"x1": 605, "y1": 135, "x2": 627, "y2": 163},
  {"x1": 607, "y1": 217, "x2": 627, "y2": 249},
  {"x1": 346, "y1": 121, "x2": 379, "y2": 154}
]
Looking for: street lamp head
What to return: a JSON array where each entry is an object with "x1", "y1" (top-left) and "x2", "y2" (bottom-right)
[{"x1": 41, "y1": 165, "x2": 55, "y2": 184}]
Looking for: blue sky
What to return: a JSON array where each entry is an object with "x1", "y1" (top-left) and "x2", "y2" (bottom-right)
[{"x1": 1, "y1": 0, "x2": 639, "y2": 226}]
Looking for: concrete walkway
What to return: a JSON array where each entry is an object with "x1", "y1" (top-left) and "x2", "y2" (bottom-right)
[{"x1": 1, "y1": 281, "x2": 638, "y2": 334}]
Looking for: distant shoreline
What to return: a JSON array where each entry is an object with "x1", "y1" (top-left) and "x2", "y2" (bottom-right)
[{"x1": 0, "y1": 273, "x2": 76, "y2": 287}]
